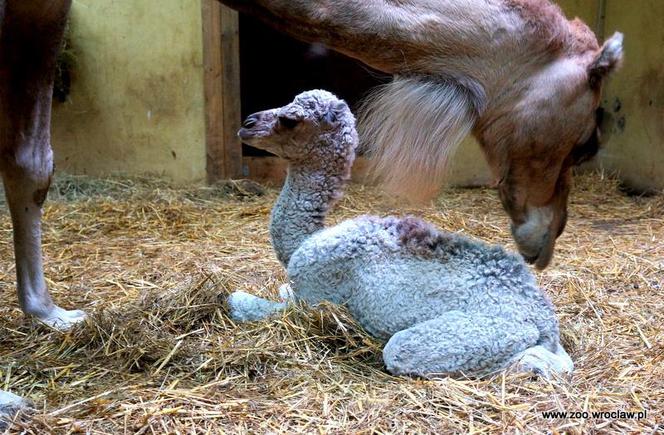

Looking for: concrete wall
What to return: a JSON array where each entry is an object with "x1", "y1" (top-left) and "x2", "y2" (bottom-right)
[
  {"x1": 51, "y1": 0, "x2": 207, "y2": 183},
  {"x1": 599, "y1": 0, "x2": 664, "y2": 191}
]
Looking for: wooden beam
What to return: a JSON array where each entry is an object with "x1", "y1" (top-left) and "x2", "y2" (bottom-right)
[
  {"x1": 595, "y1": 0, "x2": 607, "y2": 41},
  {"x1": 243, "y1": 156, "x2": 371, "y2": 185},
  {"x1": 202, "y1": 1, "x2": 243, "y2": 183}
]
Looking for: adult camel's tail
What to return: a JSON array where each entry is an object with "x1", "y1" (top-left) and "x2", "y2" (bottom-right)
[{"x1": 358, "y1": 76, "x2": 480, "y2": 202}]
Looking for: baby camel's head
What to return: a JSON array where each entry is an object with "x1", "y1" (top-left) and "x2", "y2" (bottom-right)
[{"x1": 239, "y1": 90, "x2": 357, "y2": 164}]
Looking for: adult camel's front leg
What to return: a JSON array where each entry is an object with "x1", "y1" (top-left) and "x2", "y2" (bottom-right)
[
  {"x1": 0, "y1": 0, "x2": 85, "y2": 330},
  {"x1": 1, "y1": 0, "x2": 83, "y2": 424},
  {"x1": 0, "y1": 0, "x2": 84, "y2": 329},
  {"x1": 2, "y1": 169, "x2": 85, "y2": 329}
]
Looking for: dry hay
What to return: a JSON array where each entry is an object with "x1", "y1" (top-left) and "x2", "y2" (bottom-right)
[{"x1": 0, "y1": 171, "x2": 662, "y2": 433}]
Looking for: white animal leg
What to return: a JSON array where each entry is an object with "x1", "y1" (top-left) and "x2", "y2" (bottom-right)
[
  {"x1": 382, "y1": 311, "x2": 545, "y2": 377},
  {"x1": 227, "y1": 291, "x2": 288, "y2": 322},
  {"x1": 509, "y1": 342, "x2": 574, "y2": 378},
  {"x1": 2, "y1": 175, "x2": 86, "y2": 330},
  {"x1": 0, "y1": 390, "x2": 30, "y2": 429},
  {"x1": 0, "y1": 0, "x2": 84, "y2": 330}
]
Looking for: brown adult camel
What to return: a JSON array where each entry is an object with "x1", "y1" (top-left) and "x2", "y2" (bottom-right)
[{"x1": 219, "y1": 0, "x2": 623, "y2": 270}]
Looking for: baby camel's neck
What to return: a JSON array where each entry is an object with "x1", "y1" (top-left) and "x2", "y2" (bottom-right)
[
  {"x1": 270, "y1": 162, "x2": 349, "y2": 267},
  {"x1": 270, "y1": 126, "x2": 357, "y2": 267}
]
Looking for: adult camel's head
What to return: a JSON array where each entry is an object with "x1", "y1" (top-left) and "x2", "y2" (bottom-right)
[{"x1": 478, "y1": 32, "x2": 623, "y2": 269}]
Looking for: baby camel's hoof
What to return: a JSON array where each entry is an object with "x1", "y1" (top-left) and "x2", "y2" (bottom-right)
[
  {"x1": 512, "y1": 345, "x2": 574, "y2": 379},
  {"x1": 36, "y1": 306, "x2": 87, "y2": 331},
  {"x1": 227, "y1": 291, "x2": 287, "y2": 322},
  {"x1": 0, "y1": 391, "x2": 31, "y2": 429}
]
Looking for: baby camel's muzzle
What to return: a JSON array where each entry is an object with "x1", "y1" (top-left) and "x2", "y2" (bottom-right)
[{"x1": 238, "y1": 112, "x2": 266, "y2": 141}]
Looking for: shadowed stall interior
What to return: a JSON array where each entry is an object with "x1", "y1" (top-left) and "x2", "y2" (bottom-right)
[{"x1": 239, "y1": 15, "x2": 389, "y2": 157}]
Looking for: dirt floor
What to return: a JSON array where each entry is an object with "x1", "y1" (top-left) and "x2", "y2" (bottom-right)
[{"x1": 0, "y1": 172, "x2": 662, "y2": 433}]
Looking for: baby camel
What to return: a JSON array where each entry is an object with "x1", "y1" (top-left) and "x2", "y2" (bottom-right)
[{"x1": 228, "y1": 90, "x2": 573, "y2": 378}]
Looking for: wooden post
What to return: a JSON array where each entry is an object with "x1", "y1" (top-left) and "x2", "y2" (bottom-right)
[
  {"x1": 202, "y1": 0, "x2": 243, "y2": 183},
  {"x1": 595, "y1": 0, "x2": 606, "y2": 41}
]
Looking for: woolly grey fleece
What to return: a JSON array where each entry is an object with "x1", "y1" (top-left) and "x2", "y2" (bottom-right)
[
  {"x1": 229, "y1": 90, "x2": 573, "y2": 378},
  {"x1": 0, "y1": 390, "x2": 30, "y2": 428}
]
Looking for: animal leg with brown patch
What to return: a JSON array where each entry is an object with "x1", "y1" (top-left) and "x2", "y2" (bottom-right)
[{"x1": 0, "y1": 0, "x2": 85, "y2": 422}]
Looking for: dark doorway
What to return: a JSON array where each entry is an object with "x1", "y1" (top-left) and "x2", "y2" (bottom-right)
[{"x1": 239, "y1": 14, "x2": 390, "y2": 157}]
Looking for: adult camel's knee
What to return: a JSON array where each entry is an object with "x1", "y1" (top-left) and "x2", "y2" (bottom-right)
[{"x1": 0, "y1": 145, "x2": 54, "y2": 208}]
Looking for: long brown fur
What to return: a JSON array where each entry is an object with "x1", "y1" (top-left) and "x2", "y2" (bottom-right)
[{"x1": 358, "y1": 77, "x2": 478, "y2": 202}]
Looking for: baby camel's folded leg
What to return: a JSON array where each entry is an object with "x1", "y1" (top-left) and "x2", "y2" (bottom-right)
[
  {"x1": 227, "y1": 291, "x2": 288, "y2": 322},
  {"x1": 383, "y1": 311, "x2": 542, "y2": 377}
]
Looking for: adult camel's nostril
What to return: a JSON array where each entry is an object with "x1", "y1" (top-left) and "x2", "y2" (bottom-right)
[{"x1": 243, "y1": 114, "x2": 259, "y2": 129}]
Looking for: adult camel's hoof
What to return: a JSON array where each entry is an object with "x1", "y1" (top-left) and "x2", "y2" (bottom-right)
[{"x1": 35, "y1": 305, "x2": 87, "y2": 331}]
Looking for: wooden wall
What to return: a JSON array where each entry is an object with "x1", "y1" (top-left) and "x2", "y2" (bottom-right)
[
  {"x1": 50, "y1": 0, "x2": 663, "y2": 191},
  {"x1": 599, "y1": 0, "x2": 664, "y2": 191}
]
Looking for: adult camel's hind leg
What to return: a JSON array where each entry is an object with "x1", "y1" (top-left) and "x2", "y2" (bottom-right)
[
  {"x1": 0, "y1": 0, "x2": 84, "y2": 329},
  {"x1": 382, "y1": 311, "x2": 571, "y2": 378}
]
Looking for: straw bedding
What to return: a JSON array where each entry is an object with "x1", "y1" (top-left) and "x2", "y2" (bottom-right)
[{"x1": 0, "y1": 172, "x2": 662, "y2": 433}]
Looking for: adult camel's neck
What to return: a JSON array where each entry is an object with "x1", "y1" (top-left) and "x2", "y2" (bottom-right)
[
  {"x1": 216, "y1": 0, "x2": 583, "y2": 81},
  {"x1": 216, "y1": 0, "x2": 429, "y2": 73}
]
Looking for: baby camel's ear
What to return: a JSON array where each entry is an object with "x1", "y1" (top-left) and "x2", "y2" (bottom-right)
[{"x1": 323, "y1": 102, "x2": 347, "y2": 126}]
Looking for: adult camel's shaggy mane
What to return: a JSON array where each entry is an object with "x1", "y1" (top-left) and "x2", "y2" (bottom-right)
[{"x1": 358, "y1": 76, "x2": 479, "y2": 201}]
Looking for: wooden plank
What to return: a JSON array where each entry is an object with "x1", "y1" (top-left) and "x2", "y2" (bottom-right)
[
  {"x1": 219, "y1": 5, "x2": 243, "y2": 179},
  {"x1": 202, "y1": 1, "x2": 224, "y2": 182},
  {"x1": 202, "y1": 1, "x2": 242, "y2": 183},
  {"x1": 243, "y1": 156, "x2": 371, "y2": 185}
]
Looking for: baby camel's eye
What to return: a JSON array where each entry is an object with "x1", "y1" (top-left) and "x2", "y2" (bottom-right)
[{"x1": 278, "y1": 115, "x2": 300, "y2": 129}]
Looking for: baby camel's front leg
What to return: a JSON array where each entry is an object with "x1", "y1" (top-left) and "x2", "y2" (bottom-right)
[
  {"x1": 227, "y1": 291, "x2": 288, "y2": 322},
  {"x1": 382, "y1": 311, "x2": 557, "y2": 377}
]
